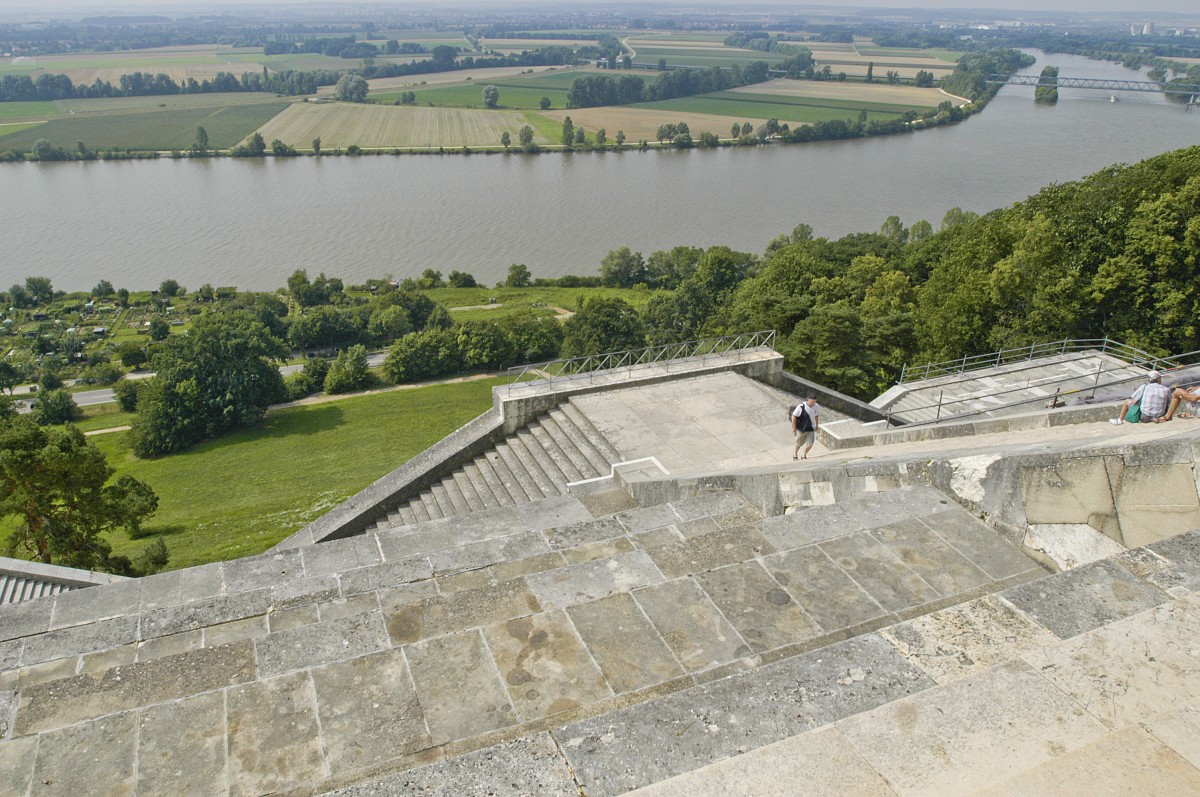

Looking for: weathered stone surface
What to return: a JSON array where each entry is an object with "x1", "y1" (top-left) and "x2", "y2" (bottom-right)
[
  {"x1": 405, "y1": 629, "x2": 517, "y2": 745},
  {"x1": 1023, "y1": 523, "x2": 1125, "y2": 571},
  {"x1": 135, "y1": 628, "x2": 204, "y2": 662},
  {"x1": 20, "y1": 615, "x2": 140, "y2": 667},
  {"x1": 1019, "y1": 456, "x2": 1117, "y2": 528},
  {"x1": 555, "y1": 634, "x2": 931, "y2": 797},
  {"x1": 437, "y1": 552, "x2": 567, "y2": 594},
  {"x1": 202, "y1": 615, "x2": 267, "y2": 648},
  {"x1": 633, "y1": 577, "x2": 749, "y2": 672},
  {"x1": 1141, "y1": 702, "x2": 1200, "y2": 771},
  {"x1": 301, "y1": 534, "x2": 382, "y2": 578},
  {"x1": 269, "y1": 603, "x2": 320, "y2": 633},
  {"x1": 693, "y1": 561, "x2": 821, "y2": 653},
  {"x1": 0, "y1": 736, "x2": 36, "y2": 796},
  {"x1": 762, "y1": 546, "x2": 888, "y2": 632},
  {"x1": 712, "y1": 506, "x2": 764, "y2": 530},
  {"x1": 138, "y1": 690, "x2": 227, "y2": 797},
  {"x1": 222, "y1": 548, "x2": 304, "y2": 595},
  {"x1": 255, "y1": 610, "x2": 390, "y2": 677},
  {"x1": 1113, "y1": 463, "x2": 1200, "y2": 547},
  {"x1": 384, "y1": 578, "x2": 540, "y2": 645},
  {"x1": 136, "y1": 563, "x2": 224, "y2": 612},
  {"x1": 567, "y1": 594, "x2": 684, "y2": 694},
  {"x1": 1022, "y1": 602, "x2": 1200, "y2": 730},
  {"x1": 323, "y1": 733, "x2": 577, "y2": 797},
  {"x1": 645, "y1": 525, "x2": 774, "y2": 580},
  {"x1": 49, "y1": 579, "x2": 141, "y2": 630},
  {"x1": 970, "y1": 726, "x2": 1200, "y2": 797},
  {"x1": 516, "y1": 495, "x2": 593, "y2": 532},
  {"x1": 544, "y1": 517, "x2": 626, "y2": 550},
  {"x1": 317, "y1": 593, "x2": 380, "y2": 622},
  {"x1": 141, "y1": 589, "x2": 272, "y2": 640},
  {"x1": 671, "y1": 491, "x2": 749, "y2": 522},
  {"x1": 880, "y1": 595, "x2": 1058, "y2": 685},
  {"x1": 622, "y1": 725, "x2": 897, "y2": 797},
  {"x1": 338, "y1": 556, "x2": 433, "y2": 597},
  {"x1": 0, "y1": 597, "x2": 53, "y2": 643},
  {"x1": 270, "y1": 573, "x2": 341, "y2": 609},
  {"x1": 674, "y1": 517, "x2": 721, "y2": 539},
  {"x1": 1002, "y1": 559, "x2": 1167, "y2": 639},
  {"x1": 430, "y1": 531, "x2": 550, "y2": 575},
  {"x1": 227, "y1": 671, "x2": 327, "y2": 797},
  {"x1": 30, "y1": 711, "x2": 138, "y2": 797},
  {"x1": 758, "y1": 504, "x2": 860, "y2": 551},
  {"x1": 820, "y1": 533, "x2": 940, "y2": 612},
  {"x1": 562, "y1": 537, "x2": 636, "y2": 565},
  {"x1": 919, "y1": 509, "x2": 1041, "y2": 581},
  {"x1": 311, "y1": 648, "x2": 431, "y2": 773},
  {"x1": 526, "y1": 551, "x2": 664, "y2": 610},
  {"x1": 838, "y1": 659, "x2": 1108, "y2": 797},
  {"x1": 617, "y1": 504, "x2": 679, "y2": 534},
  {"x1": 16, "y1": 640, "x2": 256, "y2": 736},
  {"x1": 1146, "y1": 530, "x2": 1200, "y2": 593},
  {"x1": 484, "y1": 610, "x2": 611, "y2": 721},
  {"x1": 574, "y1": 483, "x2": 640, "y2": 518},
  {"x1": 870, "y1": 519, "x2": 991, "y2": 597}
]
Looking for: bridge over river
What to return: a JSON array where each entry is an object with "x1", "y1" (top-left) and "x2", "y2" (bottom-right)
[{"x1": 989, "y1": 73, "x2": 1200, "y2": 100}]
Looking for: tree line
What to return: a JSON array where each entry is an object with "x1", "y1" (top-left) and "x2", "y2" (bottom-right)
[{"x1": 566, "y1": 61, "x2": 773, "y2": 108}]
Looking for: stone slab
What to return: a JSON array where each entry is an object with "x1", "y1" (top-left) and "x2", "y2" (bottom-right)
[
  {"x1": 15, "y1": 640, "x2": 256, "y2": 736},
  {"x1": 1022, "y1": 602, "x2": 1200, "y2": 730},
  {"x1": 762, "y1": 546, "x2": 888, "y2": 633},
  {"x1": 693, "y1": 561, "x2": 821, "y2": 653},
  {"x1": 1002, "y1": 559, "x2": 1168, "y2": 639},
  {"x1": 437, "y1": 552, "x2": 567, "y2": 594},
  {"x1": 819, "y1": 533, "x2": 940, "y2": 612},
  {"x1": 0, "y1": 736, "x2": 35, "y2": 796},
  {"x1": 623, "y1": 725, "x2": 897, "y2": 797},
  {"x1": 554, "y1": 633, "x2": 931, "y2": 797},
  {"x1": 311, "y1": 648, "x2": 431, "y2": 774},
  {"x1": 1146, "y1": 530, "x2": 1200, "y2": 593},
  {"x1": 0, "y1": 598, "x2": 53, "y2": 643},
  {"x1": 566, "y1": 593, "x2": 684, "y2": 694},
  {"x1": 544, "y1": 517, "x2": 627, "y2": 550},
  {"x1": 301, "y1": 534, "x2": 383, "y2": 578},
  {"x1": 337, "y1": 556, "x2": 433, "y2": 597},
  {"x1": 838, "y1": 659, "x2": 1108, "y2": 797},
  {"x1": 633, "y1": 577, "x2": 749, "y2": 672},
  {"x1": 384, "y1": 578, "x2": 541, "y2": 646},
  {"x1": 222, "y1": 548, "x2": 304, "y2": 595},
  {"x1": 918, "y1": 509, "x2": 1041, "y2": 581},
  {"x1": 138, "y1": 690, "x2": 227, "y2": 797},
  {"x1": 484, "y1": 609, "x2": 612, "y2": 721},
  {"x1": 226, "y1": 671, "x2": 327, "y2": 797},
  {"x1": 671, "y1": 492, "x2": 750, "y2": 522},
  {"x1": 525, "y1": 551, "x2": 664, "y2": 610},
  {"x1": 870, "y1": 518, "x2": 992, "y2": 597},
  {"x1": 562, "y1": 537, "x2": 636, "y2": 565},
  {"x1": 140, "y1": 589, "x2": 272, "y2": 640},
  {"x1": 1141, "y1": 701, "x2": 1200, "y2": 771},
  {"x1": 29, "y1": 712, "x2": 138, "y2": 797},
  {"x1": 968, "y1": 726, "x2": 1200, "y2": 797},
  {"x1": 674, "y1": 517, "x2": 721, "y2": 539},
  {"x1": 268, "y1": 605, "x2": 317, "y2": 635},
  {"x1": 49, "y1": 578, "x2": 141, "y2": 630},
  {"x1": 202, "y1": 615, "x2": 267, "y2": 649},
  {"x1": 1022, "y1": 523, "x2": 1125, "y2": 571},
  {"x1": 404, "y1": 629, "x2": 517, "y2": 745},
  {"x1": 136, "y1": 564, "x2": 224, "y2": 612},
  {"x1": 758, "y1": 504, "x2": 861, "y2": 551},
  {"x1": 879, "y1": 595, "x2": 1058, "y2": 685},
  {"x1": 20, "y1": 615, "x2": 139, "y2": 667},
  {"x1": 516, "y1": 495, "x2": 593, "y2": 533},
  {"x1": 255, "y1": 610, "x2": 390, "y2": 678},
  {"x1": 617, "y1": 504, "x2": 680, "y2": 534},
  {"x1": 429, "y1": 531, "x2": 550, "y2": 575},
  {"x1": 322, "y1": 733, "x2": 577, "y2": 797},
  {"x1": 645, "y1": 524, "x2": 774, "y2": 580}
]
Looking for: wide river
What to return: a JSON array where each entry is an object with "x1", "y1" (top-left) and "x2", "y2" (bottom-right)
[{"x1": 2, "y1": 51, "x2": 1197, "y2": 292}]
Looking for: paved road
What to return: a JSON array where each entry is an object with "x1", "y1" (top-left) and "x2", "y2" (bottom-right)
[{"x1": 11, "y1": 352, "x2": 388, "y2": 412}]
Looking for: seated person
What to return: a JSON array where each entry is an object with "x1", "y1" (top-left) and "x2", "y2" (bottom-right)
[
  {"x1": 1111, "y1": 370, "x2": 1173, "y2": 424},
  {"x1": 1162, "y1": 384, "x2": 1200, "y2": 421}
]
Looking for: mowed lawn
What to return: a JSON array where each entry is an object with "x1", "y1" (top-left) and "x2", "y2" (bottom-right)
[
  {"x1": 254, "y1": 101, "x2": 544, "y2": 148},
  {"x1": 72, "y1": 378, "x2": 504, "y2": 570},
  {"x1": 0, "y1": 101, "x2": 291, "y2": 151}
]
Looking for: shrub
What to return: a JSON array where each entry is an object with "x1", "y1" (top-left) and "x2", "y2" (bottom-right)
[
  {"x1": 323, "y1": 345, "x2": 371, "y2": 394},
  {"x1": 382, "y1": 329, "x2": 462, "y2": 383},
  {"x1": 112, "y1": 378, "x2": 143, "y2": 412},
  {"x1": 78, "y1": 362, "x2": 123, "y2": 386},
  {"x1": 32, "y1": 388, "x2": 79, "y2": 425}
]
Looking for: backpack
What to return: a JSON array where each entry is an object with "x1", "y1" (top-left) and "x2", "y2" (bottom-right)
[{"x1": 791, "y1": 403, "x2": 814, "y2": 432}]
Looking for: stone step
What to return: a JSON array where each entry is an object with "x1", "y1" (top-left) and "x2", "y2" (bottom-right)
[
  {"x1": 463, "y1": 462, "x2": 501, "y2": 510},
  {"x1": 439, "y1": 475, "x2": 470, "y2": 516},
  {"x1": 517, "y1": 428, "x2": 568, "y2": 487},
  {"x1": 476, "y1": 455, "x2": 516, "y2": 507},
  {"x1": 452, "y1": 468, "x2": 487, "y2": 513},
  {"x1": 542, "y1": 412, "x2": 598, "y2": 478},
  {"x1": 509, "y1": 432, "x2": 560, "y2": 497},
  {"x1": 529, "y1": 421, "x2": 584, "y2": 483},
  {"x1": 560, "y1": 400, "x2": 622, "y2": 464},
  {"x1": 430, "y1": 483, "x2": 456, "y2": 519},
  {"x1": 420, "y1": 490, "x2": 445, "y2": 521},
  {"x1": 494, "y1": 442, "x2": 543, "y2": 502},
  {"x1": 548, "y1": 407, "x2": 611, "y2": 476}
]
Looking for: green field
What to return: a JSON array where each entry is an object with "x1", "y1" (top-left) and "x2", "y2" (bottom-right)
[
  {"x1": 8, "y1": 378, "x2": 504, "y2": 570},
  {"x1": 632, "y1": 93, "x2": 917, "y2": 124},
  {"x1": 631, "y1": 46, "x2": 782, "y2": 69},
  {"x1": 427, "y1": 285, "x2": 657, "y2": 314},
  {"x1": 0, "y1": 101, "x2": 290, "y2": 151},
  {"x1": 709, "y1": 89, "x2": 932, "y2": 114},
  {"x1": 378, "y1": 82, "x2": 570, "y2": 110},
  {"x1": 0, "y1": 121, "x2": 46, "y2": 138},
  {"x1": 0, "y1": 101, "x2": 60, "y2": 121}
]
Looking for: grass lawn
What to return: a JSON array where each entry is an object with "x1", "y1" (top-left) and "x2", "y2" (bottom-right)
[
  {"x1": 426, "y1": 285, "x2": 657, "y2": 313},
  {"x1": 25, "y1": 377, "x2": 506, "y2": 570},
  {"x1": 69, "y1": 404, "x2": 138, "y2": 433},
  {"x1": 0, "y1": 101, "x2": 291, "y2": 151}
]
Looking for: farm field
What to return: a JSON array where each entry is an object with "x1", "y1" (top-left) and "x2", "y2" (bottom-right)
[
  {"x1": 629, "y1": 45, "x2": 783, "y2": 69},
  {"x1": 375, "y1": 70, "x2": 587, "y2": 108},
  {"x1": 856, "y1": 46, "x2": 962, "y2": 62},
  {"x1": 730, "y1": 79, "x2": 949, "y2": 107},
  {"x1": 634, "y1": 95, "x2": 909, "y2": 125},
  {"x1": 481, "y1": 37, "x2": 599, "y2": 51},
  {"x1": 543, "y1": 106, "x2": 768, "y2": 141},
  {"x1": 318, "y1": 64, "x2": 574, "y2": 96},
  {"x1": 375, "y1": 30, "x2": 471, "y2": 46},
  {"x1": 0, "y1": 101, "x2": 290, "y2": 151},
  {"x1": 253, "y1": 102, "x2": 543, "y2": 148},
  {"x1": 0, "y1": 101, "x2": 60, "y2": 121},
  {"x1": 0, "y1": 122, "x2": 44, "y2": 138}
]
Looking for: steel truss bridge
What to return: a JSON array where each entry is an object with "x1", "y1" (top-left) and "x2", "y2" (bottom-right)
[{"x1": 987, "y1": 74, "x2": 1200, "y2": 97}]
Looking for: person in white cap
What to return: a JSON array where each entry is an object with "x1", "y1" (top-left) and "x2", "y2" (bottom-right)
[{"x1": 1110, "y1": 370, "x2": 1173, "y2": 424}]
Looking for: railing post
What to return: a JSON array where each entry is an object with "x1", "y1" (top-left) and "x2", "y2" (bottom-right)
[
  {"x1": 1090, "y1": 360, "x2": 1103, "y2": 399},
  {"x1": 935, "y1": 390, "x2": 944, "y2": 422}
]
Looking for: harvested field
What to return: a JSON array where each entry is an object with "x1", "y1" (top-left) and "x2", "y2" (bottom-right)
[
  {"x1": 319, "y1": 65, "x2": 575, "y2": 96},
  {"x1": 731, "y1": 79, "x2": 950, "y2": 106},
  {"x1": 542, "y1": 107, "x2": 766, "y2": 142},
  {"x1": 815, "y1": 62, "x2": 955, "y2": 79},
  {"x1": 632, "y1": 46, "x2": 777, "y2": 68},
  {"x1": 481, "y1": 38, "x2": 598, "y2": 49},
  {"x1": 252, "y1": 102, "x2": 544, "y2": 148}
]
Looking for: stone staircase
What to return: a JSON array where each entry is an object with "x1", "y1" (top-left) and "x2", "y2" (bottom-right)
[
  {"x1": 0, "y1": 483, "x2": 1091, "y2": 797},
  {"x1": 366, "y1": 401, "x2": 622, "y2": 532}
]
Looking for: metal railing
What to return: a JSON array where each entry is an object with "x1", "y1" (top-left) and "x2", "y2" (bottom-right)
[
  {"x1": 885, "y1": 345, "x2": 1200, "y2": 428},
  {"x1": 897, "y1": 338, "x2": 1168, "y2": 385},
  {"x1": 506, "y1": 330, "x2": 776, "y2": 391}
]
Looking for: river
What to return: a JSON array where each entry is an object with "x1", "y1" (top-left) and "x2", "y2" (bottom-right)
[{"x1": 1, "y1": 50, "x2": 1196, "y2": 292}]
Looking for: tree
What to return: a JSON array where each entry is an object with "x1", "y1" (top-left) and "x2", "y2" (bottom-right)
[
  {"x1": 193, "y1": 126, "x2": 209, "y2": 154},
  {"x1": 500, "y1": 131, "x2": 511, "y2": 150},
  {"x1": 539, "y1": 96, "x2": 551, "y2": 110},
  {"x1": 596, "y1": 129, "x2": 607, "y2": 147},
  {"x1": 312, "y1": 136, "x2": 322, "y2": 155},
  {"x1": 148, "y1": 317, "x2": 170, "y2": 341},
  {"x1": 271, "y1": 139, "x2": 297, "y2": 156},
  {"x1": 865, "y1": 62, "x2": 875, "y2": 83},
  {"x1": 561, "y1": 297, "x2": 646, "y2": 358},
  {"x1": 519, "y1": 125, "x2": 535, "y2": 147},
  {"x1": 382, "y1": 329, "x2": 462, "y2": 382},
  {"x1": 615, "y1": 130, "x2": 625, "y2": 147},
  {"x1": 457, "y1": 321, "x2": 517, "y2": 370},
  {"x1": 0, "y1": 361, "x2": 17, "y2": 395},
  {"x1": 116, "y1": 341, "x2": 148, "y2": 369},
  {"x1": 367, "y1": 305, "x2": 412, "y2": 344},
  {"x1": 0, "y1": 415, "x2": 157, "y2": 571},
  {"x1": 419, "y1": 269, "x2": 445, "y2": 288},
  {"x1": 656, "y1": 123, "x2": 677, "y2": 143},
  {"x1": 561, "y1": 116, "x2": 575, "y2": 147},
  {"x1": 741, "y1": 122, "x2": 753, "y2": 137},
  {"x1": 130, "y1": 312, "x2": 287, "y2": 456},
  {"x1": 506, "y1": 263, "x2": 532, "y2": 288},
  {"x1": 482, "y1": 84, "x2": 499, "y2": 108},
  {"x1": 116, "y1": 288, "x2": 130, "y2": 307},
  {"x1": 91, "y1": 280, "x2": 114, "y2": 298},
  {"x1": 25, "y1": 276, "x2": 53, "y2": 305},
  {"x1": 334, "y1": 74, "x2": 369, "y2": 103},
  {"x1": 574, "y1": 128, "x2": 586, "y2": 145},
  {"x1": 31, "y1": 388, "x2": 78, "y2": 425},
  {"x1": 448, "y1": 270, "x2": 478, "y2": 288},
  {"x1": 600, "y1": 246, "x2": 647, "y2": 288},
  {"x1": 112, "y1": 377, "x2": 143, "y2": 412},
  {"x1": 886, "y1": 70, "x2": 900, "y2": 85},
  {"x1": 159, "y1": 279, "x2": 183, "y2": 298},
  {"x1": 323, "y1": 344, "x2": 371, "y2": 394},
  {"x1": 657, "y1": 58, "x2": 667, "y2": 71},
  {"x1": 732, "y1": 122, "x2": 741, "y2": 139},
  {"x1": 915, "y1": 70, "x2": 935, "y2": 88}
]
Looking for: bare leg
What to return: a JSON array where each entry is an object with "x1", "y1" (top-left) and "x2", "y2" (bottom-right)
[{"x1": 1112, "y1": 400, "x2": 1131, "y2": 424}]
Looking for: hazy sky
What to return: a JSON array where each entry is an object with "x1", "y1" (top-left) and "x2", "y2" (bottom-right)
[{"x1": 8, "y1": 1, "x2": 1200, "y2": 14}]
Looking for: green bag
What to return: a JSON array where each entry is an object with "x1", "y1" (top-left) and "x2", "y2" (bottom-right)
[{"x1": 1125, "y1": 401, "x2": 1142, "y2": 423}]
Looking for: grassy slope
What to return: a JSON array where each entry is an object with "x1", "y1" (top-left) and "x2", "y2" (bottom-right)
[
  {"x1": 0, "y1": 101, "x2": 291, "y2": 151},
  {"x1": 71, "y1": 377, "x2": 504, "y2": 570}
]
